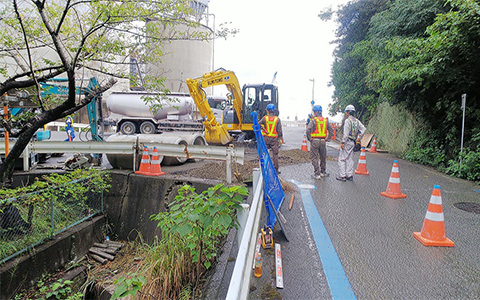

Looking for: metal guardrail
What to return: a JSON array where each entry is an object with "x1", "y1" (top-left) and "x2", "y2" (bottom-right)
[
  {"x1": 0, "y1": 140, "x2": 244, "y2": 183},
  {"x1": 227, "y1": 168, "x2": 264, "y2": 299}
]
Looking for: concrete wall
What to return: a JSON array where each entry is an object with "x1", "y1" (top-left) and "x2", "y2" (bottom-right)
[
  {"x1": 0, "y1": 215, "x2": 105, "y2": 300},
  {"x1": 104, "y1": 171, "x2": 222, "y2": 242}
]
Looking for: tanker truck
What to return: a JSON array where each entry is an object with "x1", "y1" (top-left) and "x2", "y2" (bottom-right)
[
  {"x1": 107, "y1": 91, "x2": 201, "y2": 134},
  {"x1": 105, "y1": 91, "x2": 220, "y2": 167}
]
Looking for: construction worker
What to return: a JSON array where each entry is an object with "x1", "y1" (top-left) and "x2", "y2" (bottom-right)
[
  {"x1": 64, "y1": 116, "x2": 75, "y2": 142},
  {"x1": 306, "y1": 105, "x2": 334, "y2": 179},
  {"x1": 259, "y1": 104, "x2": 284, "y2": 174},
  {"x1": 337, "y1": 104, "x2": 366, "y2": 181}
]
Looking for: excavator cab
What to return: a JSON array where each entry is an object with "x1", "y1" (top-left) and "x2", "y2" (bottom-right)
[{"x1": 223, "y1": 83, "x2": 279, "y2": 140}]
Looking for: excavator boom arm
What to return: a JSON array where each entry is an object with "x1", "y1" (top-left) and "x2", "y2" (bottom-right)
[{"x1": 187, "y1": 69, "x2": 243, "y2": 145}]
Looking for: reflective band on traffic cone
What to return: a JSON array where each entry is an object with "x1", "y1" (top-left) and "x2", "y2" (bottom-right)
[
  {"x1": 148, "y1": 147, "x2": 166, "y2": 176},
  {"x1": 413, "y1": 185, "x2": 454, "y2": 247},
  {"x1": 135, "y1": 146, "x2": 151, "y2": 175},
  {"x1": 355, "y1": 147, "x2": 369, "y2": 175},
  {"x1": 301, "y1": 134, "x2": 308, "y2": 152},
  {"x1": 369, "y1": 137, "x2": 378, "y2": 153},
  {"x1": 380, "y1": 160, "x2": 406, "y2": 199}
]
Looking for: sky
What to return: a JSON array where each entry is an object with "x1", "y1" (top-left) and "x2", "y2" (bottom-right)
[{"x1": 208, "y1": 0, "x2": 351, "y2": 122}]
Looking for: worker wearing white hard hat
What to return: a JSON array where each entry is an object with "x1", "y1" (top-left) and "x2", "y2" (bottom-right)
[{"x1": 337, "y1": 104, "x2": 366, "y2": 181}]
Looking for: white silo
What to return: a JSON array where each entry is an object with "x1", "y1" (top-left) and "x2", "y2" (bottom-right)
[{"x1": 144, "y1": 0, "x2": 213, "y2": 93}]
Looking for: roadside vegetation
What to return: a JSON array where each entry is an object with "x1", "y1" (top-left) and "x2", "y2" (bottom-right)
[
  {"x1": 323, "y1": 0, "x2": 480, "y2": 182},
  {"x1": 0, "y1": 169, "x2": 111, "y2": 263},
  {"x1": 12, "y1": 182, "x2": 248, "y2": 300}
]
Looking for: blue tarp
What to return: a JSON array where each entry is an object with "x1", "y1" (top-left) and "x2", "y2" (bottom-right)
[{"x1": 251, "y1": 111, "x2": 285, "y2": 229}]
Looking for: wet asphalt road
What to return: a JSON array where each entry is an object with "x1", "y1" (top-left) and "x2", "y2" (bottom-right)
[
  {"x1": 245, "y1": 125, "x2": 480, "y2": 299},
  {"x1": 45, "y1": 127, "x2": 480, "y2": 299}
]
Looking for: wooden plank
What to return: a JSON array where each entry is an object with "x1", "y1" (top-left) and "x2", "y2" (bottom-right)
[
  {"x1": 361, "y1": 134, "x2": 374, "y2": 148},
  {"x1": 89, "y1": 248, "x2": 115, "y2": 261}
]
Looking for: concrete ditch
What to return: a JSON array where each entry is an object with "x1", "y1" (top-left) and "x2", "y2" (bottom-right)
[{"x1": 0, "y1": 170, "x2": 223, "y2": 299}]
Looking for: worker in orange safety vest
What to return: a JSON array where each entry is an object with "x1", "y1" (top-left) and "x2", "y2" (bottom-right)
[
  {"x1": 259, "y1": 104, "x2": 284, "y2": 174},
  {"x1": 306, "y1": 105, "x2": 334, "y2": 180}
]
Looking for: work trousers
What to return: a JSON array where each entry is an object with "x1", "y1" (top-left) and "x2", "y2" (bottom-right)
[
  {"x1": 310, "y1": 138, "x2": 327, "y2": 175},
  {"x1": 338, "y1": 139, "x2": 355, "y2": 177},
  {"x1": 264, "y1": 136, "x2": 280, "y2": 171}
]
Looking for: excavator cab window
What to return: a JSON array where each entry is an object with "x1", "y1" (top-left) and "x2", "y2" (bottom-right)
[{"x1": 241, "y1": 84, "x2": 278, "y2": 124}]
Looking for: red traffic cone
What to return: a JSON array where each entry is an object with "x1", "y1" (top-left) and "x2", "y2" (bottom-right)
[
  {"x1": 355, "y1": 147, "x2": 369, "y2": 175},
  {"x1": 135, "y1": 146, "x2": 151, "y2": 175},
  {"x1": 301, "y1": 134, "x2": 308, "y2": 152},
  {"x1": 380, "y1": 160, "x2": 406, "y2": 199},
  {"x1": 148, "y1": 147, "x2": 166, "y2": 176},
  {"x1": 414, "y1": 185, "x2": 454, "y2": 247},
  {"x1": 369, "y1": 137, "x2": 378, "y2": 153}
]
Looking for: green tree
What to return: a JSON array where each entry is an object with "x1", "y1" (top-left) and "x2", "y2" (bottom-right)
[
  {"x1": 0, "y1": 0, "x2": 212, "y2": 184},
  {"x1": 323, "y1": 0, "x2": 389, "y2": 121},
  {"x1": 366, "y1": 0, "x2": 480, "y2": 156}
]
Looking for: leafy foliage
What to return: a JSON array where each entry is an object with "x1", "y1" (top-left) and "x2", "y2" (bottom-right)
[
  {"x1": 327, "y1": 0, "x2": 480, "y2": 180},
  {"x1": 111, "y1": 272, "x2": 147, "y2": 300},
  {"x1": 147, "y1": 184, "x2": 248, "y2": 299},
  {"x1": 0, "y1": 0, "x2": 211, "y2": 183}
]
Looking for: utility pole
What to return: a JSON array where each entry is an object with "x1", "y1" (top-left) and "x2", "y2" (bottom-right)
[{"x1": 309, "y1": 78, "x2": 315, "y2": 108}]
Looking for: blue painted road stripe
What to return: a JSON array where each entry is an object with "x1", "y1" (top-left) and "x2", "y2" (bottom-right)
[{"x1": 298, "y1": 185, "x2": 356, "y2": 300}]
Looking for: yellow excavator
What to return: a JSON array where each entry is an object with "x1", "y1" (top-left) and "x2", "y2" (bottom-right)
[{"x1": 186, "y1": 68, "x2": 279, "y2": 145}]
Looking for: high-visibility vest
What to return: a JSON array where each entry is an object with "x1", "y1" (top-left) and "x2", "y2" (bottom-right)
[
  {"x1": 347, "y1": 116, "x2": 360, "y2": 140},
  {"x1": 261, "y1": 116, "x2": 279, "y2": 137},
  {"x1": 311, "y1": 117, "x2": 328, "y2": 138}
]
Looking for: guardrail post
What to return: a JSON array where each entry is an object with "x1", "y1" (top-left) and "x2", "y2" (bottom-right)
[
  {"x1": 226, "y1": 146, "x2": 232, "y2": 183},
  {"x1": 23, "y1": 145, "x2": 29, "y2": 171},
  {"x1": 237, "y1": 203, "x2": 250, "y2": 246}
]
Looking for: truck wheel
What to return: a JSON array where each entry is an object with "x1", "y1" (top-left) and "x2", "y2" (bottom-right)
[
  {"x1": 140, "y1": 121, "x2": 157, "y2": 134},
  {"x1": 120, "y1": 121, "x2": 136, "y2": 135}
]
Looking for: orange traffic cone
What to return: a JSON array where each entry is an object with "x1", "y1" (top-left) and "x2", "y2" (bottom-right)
[
  {"x1": 413, "y1": 185, "x2": 454, "y2": 247},
  {"x1": 380, "y1": 160, "x2": 406, "y2": 199},
  {"x1": 355, "y1": 147, "x2": 369, "y2": 175},
  {"x1": 135, "y1": 146, "x2": 151, "y2": 175},
  {"x1": 148, "y1": 147, "x2": 166, "y2": 176},
  {"x1": 369, "y1": 137, "x2": 378, "y2": 153},
  {"x1": 301, "y1": 134, "x2": 308, "y2": 152}
]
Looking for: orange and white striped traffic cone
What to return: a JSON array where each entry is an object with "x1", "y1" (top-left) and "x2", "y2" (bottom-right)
[
  {"x1": 369, "y1": 137, "x2": 378, "y2": 153},
  {"x1": 135, "y1": 146, "x2": 151, "y2": 175},
  {"x1": 301, "y1": 134, "x2": 308, "y2": 152},
  {"x1": 413, "y1": 185, "x2": 454, "y2": 247},
  {"x1": 148, "y1": 147, "x2": 166, "y2": 176},
  {"x1": 355, "y1": 147, "x2": 369, "y2": 175},
  {"x1": 380, "y1": 160, "x2": 406, "y2": 199}
]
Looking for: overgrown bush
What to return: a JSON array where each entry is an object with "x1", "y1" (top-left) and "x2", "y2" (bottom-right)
[{"x1": 119, "y1": 183, "x2": 249, "y2": 299}]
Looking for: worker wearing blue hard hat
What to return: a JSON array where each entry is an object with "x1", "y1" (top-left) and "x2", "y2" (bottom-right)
[
  {"x1": 259, "y1": 103, "x2": 284, "y2": 174},
  {"x1": 64, "y1": 116, "x2": 75, "y2": 142},
  {"x1": 306, "y1": 105, "x2": 334, "y2": 179}
]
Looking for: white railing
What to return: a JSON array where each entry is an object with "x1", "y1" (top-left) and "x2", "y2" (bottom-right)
[
  {"x1": 0, "y1": 140, "x2": 244, "y2": 183},
  {"x1": 45, "y1": 121, "x2": 89, "y2": 131},
  {"x1": 227, "y1": 168, "x2": 264, "y2": 300}
]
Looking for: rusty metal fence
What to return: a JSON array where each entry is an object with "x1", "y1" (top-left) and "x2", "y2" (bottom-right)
[{"x1": 0, "y1": 177, "x2": 104, "y2": 264}]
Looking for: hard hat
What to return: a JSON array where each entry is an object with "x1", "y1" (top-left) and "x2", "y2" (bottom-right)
[
  {"x1": 344, "y1": 104, "x2": 355, "y2": 112},
  {"x1": 66, "y1": 116, "x2": 73, "y2": 123},
  {"x1": 266, "y1": 104, "x2": 276, "y2": 111},
  {"x1": 313, "y1": 105, "x2": 322, "y2": 112}
]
